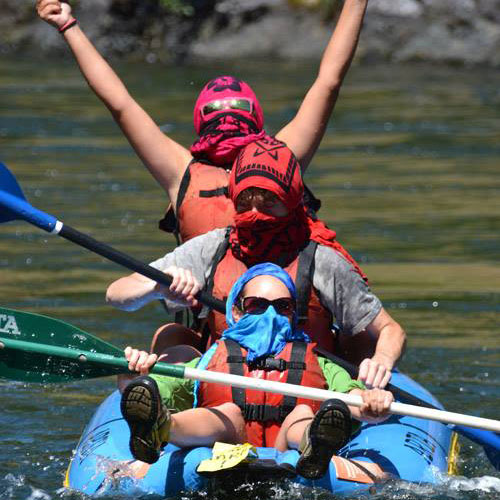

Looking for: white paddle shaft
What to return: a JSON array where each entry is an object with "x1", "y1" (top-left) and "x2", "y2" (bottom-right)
[{"x1": 184, "y1": 367, "x2": 500, "y2": 432}]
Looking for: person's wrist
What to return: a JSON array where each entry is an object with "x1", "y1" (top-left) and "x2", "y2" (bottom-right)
[{"x1": 59, "y1": 17, "x2": 77, "y2": 34}]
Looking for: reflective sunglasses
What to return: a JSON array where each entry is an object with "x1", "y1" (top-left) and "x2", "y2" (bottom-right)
[
  {"x1": 201, "y1": 97, "x2": 253, "y2": 117},
  {"x1": 239, "y1": 296, "x2": 295, "y2": 316}
]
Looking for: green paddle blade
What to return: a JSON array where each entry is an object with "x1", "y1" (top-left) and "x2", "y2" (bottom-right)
[{"x1": 0, "y1": 307, "x2": 124, "y2": 383}]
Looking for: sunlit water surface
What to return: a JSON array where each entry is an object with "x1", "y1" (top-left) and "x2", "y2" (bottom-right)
[{"x1": 0, "y1": 57, "x2": 498, "y2": 500}]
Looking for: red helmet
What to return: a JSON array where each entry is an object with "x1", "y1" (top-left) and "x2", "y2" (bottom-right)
[{"x1": 193, "y1": 76, "x2": 264, "y2": 135}]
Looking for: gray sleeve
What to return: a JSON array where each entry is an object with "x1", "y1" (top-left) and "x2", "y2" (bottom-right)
[
  {"x1": 148, "y1": 228, "x2": 226, "y2": 311},
  {"x1": 312, "y1": 245, "x2": 382, "y2": 335}
]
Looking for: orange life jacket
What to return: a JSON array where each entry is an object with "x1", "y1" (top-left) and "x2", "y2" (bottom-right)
[
  {"x1": 197, "y1": 339, "x2": 327, "y2": 448},
  {"x1": 158, "y1": 160, "x2": 321, "y2": 244},
  {"x1": 201, "y1": 233, "x2": 334, "y2": 352},
  {"x1": 159, "y1": 160, "x2": 235, "y2": 243}
]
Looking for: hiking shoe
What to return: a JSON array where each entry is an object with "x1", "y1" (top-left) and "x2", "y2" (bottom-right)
[
  {"x1": 120, "y1": 376, "x2": 171, "y2": 464},
  {"x1": 296, "y1": 399, "x2": 352, "y2": 480}
]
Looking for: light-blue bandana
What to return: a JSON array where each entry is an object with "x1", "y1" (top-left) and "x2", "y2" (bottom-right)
[{"x1": 221, "y1": 263, "x2": 310, "y2": 362}]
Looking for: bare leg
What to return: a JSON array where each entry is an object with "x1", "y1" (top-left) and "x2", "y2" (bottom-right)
[
  {"x1": 274, "y1": 404, "x2": 314, "y2": 452},
  {"x1": 169, "y1": 402, "x2": 246, "y2": 448}
]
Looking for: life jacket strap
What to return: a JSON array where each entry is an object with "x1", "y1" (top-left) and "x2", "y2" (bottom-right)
[
  {"x1": 281, "y1": 341, "x2": 306, "y2": 415},
  {"x1": 225, "y1": 339, "x2": 247, "y2": 413},
  {"x1": 158, "y1": 160, "x2": 194, "y2": 239},
  {"x1": 199, "y1": 227, "x2": 232, "y2": 322},
  {"x1": 303, "y1": 183, "x2": 322, "y2": 213},
  {"x1": 224, "y1": 339, "x2": 307, "y2": 423},
  {"x1": 199, "y1": 186, "x2": 229, "y2": 198},
  {"x1": 295, "y1": 240, "x2": 318, "y2": 323}
]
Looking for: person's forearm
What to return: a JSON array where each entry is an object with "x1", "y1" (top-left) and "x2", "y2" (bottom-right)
[
  {"x1": 63, "y1": 25, "x2": 132, "y2": 115},
  {"x1": 373, "y1": 323, "x2": 406, "y2": 370},
  {"x1": 106, "y1": 274, "x2": 162, "y2": 311},
  {"x1": 317, "y1": 0, "x2": 368, "y2": 91},
  {"x1": 62, "y1": 23, "x2": 191, "y2": 199},
  {"x1": 275, "y1": 0, "x2": 369, "y2": 169}
]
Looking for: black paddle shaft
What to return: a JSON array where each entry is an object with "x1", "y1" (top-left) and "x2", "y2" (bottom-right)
[
  {"x1": 59, "y1": 224, "x2": 226, "y2": 314},
  {"x1": 314, "y1": 346, "x2": 437, "y2": 410}
]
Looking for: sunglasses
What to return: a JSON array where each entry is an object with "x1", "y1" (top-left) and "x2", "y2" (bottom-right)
[
  {"x1": 236, "y1": 189, "x2": 280, "y2": 211},
  {"x1": 201, "y1": 98, "x2": 253, "y2": 117},
  {"x1": 239, "y1": 296, "x2": 295, "y2": 316}
]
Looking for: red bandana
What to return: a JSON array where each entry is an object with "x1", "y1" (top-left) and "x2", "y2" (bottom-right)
[{"x1": 229, "y1": 138, "x2": 368, "y2": 281}]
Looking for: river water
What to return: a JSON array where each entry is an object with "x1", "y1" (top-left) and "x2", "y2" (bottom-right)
[{"x1": 0, "y1": 56, "x2": 498, "y2": 500}]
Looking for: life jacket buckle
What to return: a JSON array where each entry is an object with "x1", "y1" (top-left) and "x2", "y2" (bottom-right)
[
  {"x1": 269, "y1": 358, "x2": 287, "y2": 371},
  {"x1": 248, "y1": 357, "x2": 287, "y2": 372}
]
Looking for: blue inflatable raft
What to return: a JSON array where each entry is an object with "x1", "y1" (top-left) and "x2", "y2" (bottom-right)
[{"x1": 65, "y1": 372, "x2": 457, "y2": 496}]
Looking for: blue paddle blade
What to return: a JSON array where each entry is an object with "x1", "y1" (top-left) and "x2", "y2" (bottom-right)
[
  {"x1": 0, "y1": 163, "x2": 27, "y2": 223},
  {"x1": 0, "y1": 162, "x2": 58, "y2": 232}
]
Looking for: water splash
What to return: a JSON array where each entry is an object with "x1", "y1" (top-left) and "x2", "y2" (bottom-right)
[
  {"x1": 445, "y1": 475, "x2": 500, "y2": 493},
  {"x1": 373, "y1": 473, "x2": 500, "y2": 500},
  {"x1": 26, "y1": 487, "x2": 52, "y2": 500},
  {"x1": 186, "y1": 480, "x2": 337, "y2": 500},
  {"x1": 89, "y1": 456, "x2": 156, "y2": 496}
]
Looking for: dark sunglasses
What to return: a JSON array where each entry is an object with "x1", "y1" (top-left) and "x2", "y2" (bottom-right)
[
  {"x1": 239, "y1": 296, "x2": 295, "y2": 316},
  {"x1": 236, "y1": 189, "x2": 279, "y2": 210}
]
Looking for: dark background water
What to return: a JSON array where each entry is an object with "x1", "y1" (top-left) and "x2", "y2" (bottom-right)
[{"x1": 0, "y1": 57, "x2": 499, "y2": 499}]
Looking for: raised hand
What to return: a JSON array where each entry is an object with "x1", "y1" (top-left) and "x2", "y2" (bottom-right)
[{"x1": 36, "y1": 0, "x2": 73, "y2": 29}]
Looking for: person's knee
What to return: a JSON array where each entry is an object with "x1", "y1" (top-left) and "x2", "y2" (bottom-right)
[
  {"x1": 295, "y1": 404, "x2": 313, "y2": 415},
  {"x1": 218, "y1": 402, "x2": 244, "y2": 422},
  {"x1": 212, "y1": 403, "x2": 246, "y2": 442},
  {"x1": 280, "y1": 404, "x2": 314, "y2": 435},
  {"x1": 286, "y1": 404, "x2": 313, "y2": 422}
]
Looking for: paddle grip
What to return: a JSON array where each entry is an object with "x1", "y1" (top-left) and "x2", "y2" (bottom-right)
[
  {"x1": 314, "y1": 347, "x2": 436, "y2": 409},
  {"x1": 58, "y1": 224, "x2": 226, "y2": 314}
]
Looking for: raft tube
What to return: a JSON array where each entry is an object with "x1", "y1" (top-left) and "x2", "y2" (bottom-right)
[{"x1": 65, "y1": 372, "x2": 455, "y2": 496}]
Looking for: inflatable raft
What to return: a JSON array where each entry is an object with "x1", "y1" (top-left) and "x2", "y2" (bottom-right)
[{"x1": 65, "y1": 372, "x2": 457, "y2": 496}]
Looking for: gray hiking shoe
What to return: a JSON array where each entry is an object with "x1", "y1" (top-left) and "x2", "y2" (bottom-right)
[
  {"x1": 296, "y1": 399, "x2": 352, "y2": 479},
  {"x1": 120, "y1": 376, "x2": 171, "y2": 464}
]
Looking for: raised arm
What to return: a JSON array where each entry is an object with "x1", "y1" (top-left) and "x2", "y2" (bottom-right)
[
  {"x1": 276, "y1": 0, "x2": 369, "y2": 171},
  {"x1": 36, "y1": 0, "x2": 191, "y2": 206}
]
